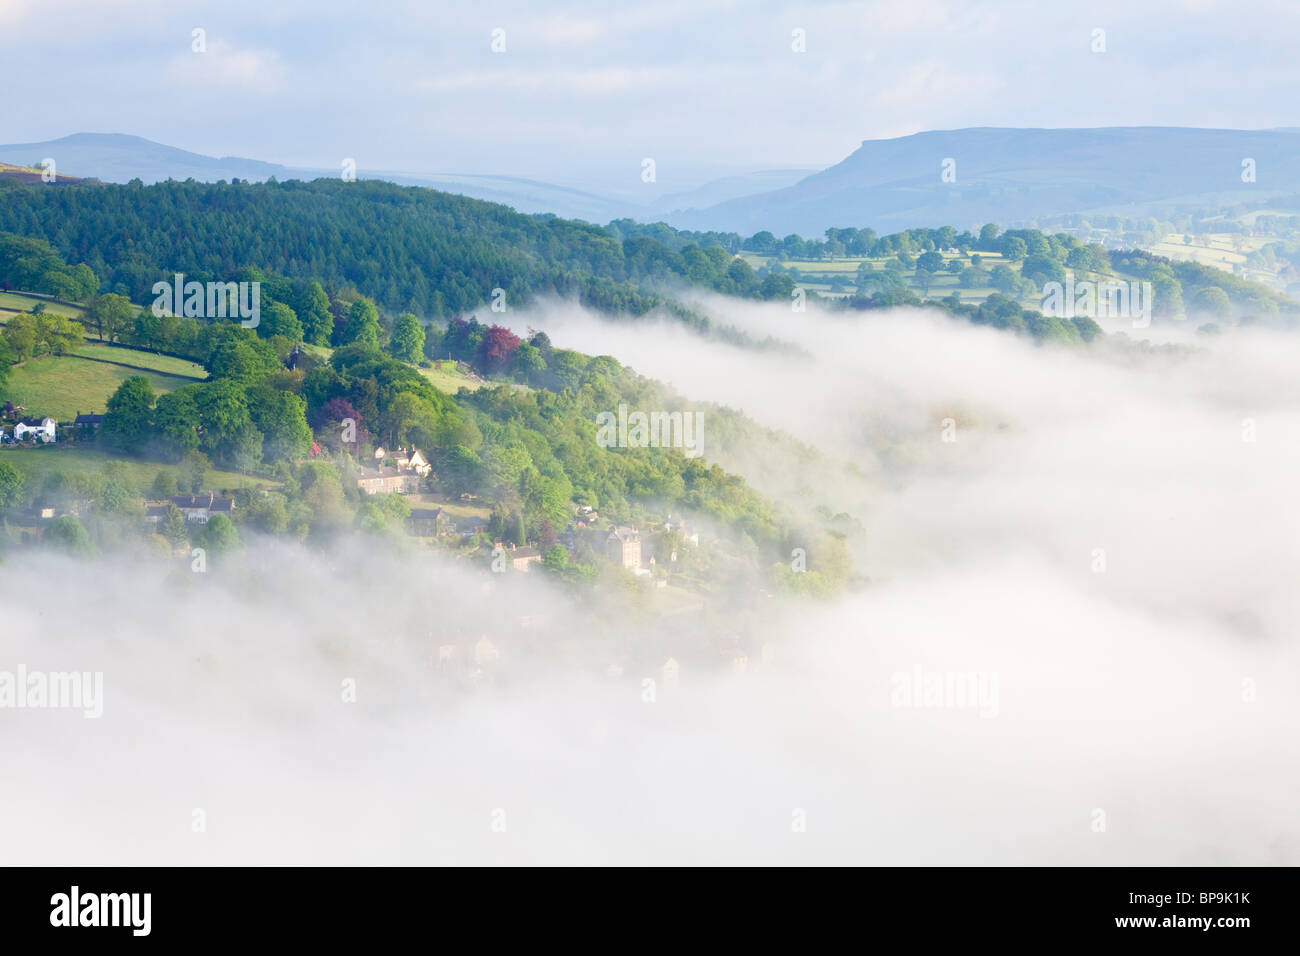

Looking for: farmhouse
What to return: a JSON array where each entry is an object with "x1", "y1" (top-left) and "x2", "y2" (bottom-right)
[
  {"x1": 510, "y1": 546, "x2": 542, "y2": 572},
  {"x1": 392, "y1": 447, "x2": 432, "y2": 477},
  {"x1": 73, "y1": 412, "x2": 104, "y2": 430},
  {"x1": 13, "y1": 418, "x2": 57, "y2": 443},
  {"x1": 406, "y1": 506, "x2": 443, "y2": 536},
  {"x1": 605, "y1": 526, "x2": 642, "y2": 570},
  {"x1": 356, "y1": 467, "x2": 420, "y2": 495},
  {"x1": 170, "y1": 493, "x2": 235, "y2": 523}
]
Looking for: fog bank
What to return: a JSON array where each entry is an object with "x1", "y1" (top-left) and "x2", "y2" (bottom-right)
[{"x1": 3, "y1": 302, "x2": 1298, "y2": 864}]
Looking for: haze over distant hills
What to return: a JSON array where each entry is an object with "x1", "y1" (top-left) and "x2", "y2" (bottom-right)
[
  {"x1": 0, "y1": 132, "x2": 813, "y2": 226},
  {"x1": 0, "y1": 133, "x2": 632, "y2": 221},
  {"x1": 5, "y1": 128, "x2": 1300, "y2": 238},
  {"x1": 0, "y1": 133, "x2": 289, "y2": 185},
  {"x1": 670, "y1": 127, "x2": 1300, "y2": 236}
]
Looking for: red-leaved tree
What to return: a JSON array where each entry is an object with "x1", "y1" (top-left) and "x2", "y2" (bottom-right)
[{"x1": 476, "y1": 324, "x2": 522, "y2": 373}]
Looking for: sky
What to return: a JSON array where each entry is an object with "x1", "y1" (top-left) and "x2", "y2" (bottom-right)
[{"x1": 2, "y1": 0, "x2": 1298, "y2": 194}]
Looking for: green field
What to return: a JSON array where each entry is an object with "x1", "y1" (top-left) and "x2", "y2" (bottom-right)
[
  {"x1": 1147, "y1": 232, "x2": 1284, "y2": 290},
  {"x1": 420, "y1": 360, "x2": 484, "y2": 394},
  {"x1": 740, "y1": 249, "x2": 1026, "y2": 303},
  {"x1": 69, "y1": 343, "x2": 207, "y2": 377},
  {"x1": 4, "y1": 351, "x2": 205, "y2": 421},
  {"x1": 0, "y1": 446, "x2": 276, "y2": 494},
  {"x1": 0, "y1": 290, "x2": 86, "y2": 318},
  {"x1": 409, "y1": 493, "x2": 491, "y2": 521}
]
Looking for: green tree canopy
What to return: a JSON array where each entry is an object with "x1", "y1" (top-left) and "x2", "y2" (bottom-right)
[
  {"x1": 293, "y1": 280, "x2": 334, "y2": 345},
  {"x1": 102, "y1": 375, "x2": 156, "y2": 454},
  {"x1": 388, "y1": 313, "x2": 425, "y2": 364},
  {"x1": 0, "y1": 460, "x2": 25, "y2": 511},
  {"x1": 343, "y1": 298, "x2": 381, "y2": 349}
]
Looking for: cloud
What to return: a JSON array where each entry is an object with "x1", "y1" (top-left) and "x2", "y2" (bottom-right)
[
  {"x1": 418, "y1": 66, "x2": 683, "y2": 97},
  {"x1": 0, "y1": 0, "x2": 33, "y2": 26},
  {"x1": 4, "y1": 301, "x2": 1298, "y2": 863},
  {"x1": 165, "y1": 39, "x2": 286, "y2": 91}
]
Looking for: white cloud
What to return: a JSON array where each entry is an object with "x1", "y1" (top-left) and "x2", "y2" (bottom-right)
[
  {"x1": 418, "y1": 65, "x2": 683, "y2": 96},
  {"x1": 165, "y1": 40, "x2": 286, "y2": 91},
  {"x1": 5, "y1": 303, "x2": 1298, "y2": 863}
]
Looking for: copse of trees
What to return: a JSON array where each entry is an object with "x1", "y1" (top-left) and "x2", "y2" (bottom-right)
[
  {"x1": 85, "y1": 293, "x2": 136, "y2": 343},
  {"x1": 1, "y1": 309, "x2": 84, "y2": 360},
  {"x1": 1114, "y1": 249, "x2": 1292, "y2": 317},
  {"x1": 97, "y1": 321, "x2": 314, "y2": 470},
  {"x1": 0, "y1": 233, "x2": 99, "y2": 299}
]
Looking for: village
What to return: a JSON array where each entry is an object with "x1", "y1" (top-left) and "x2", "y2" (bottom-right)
[
  {"x1": 320, "y1": 438, "x2": 717, "y2": 589},
  {"x1": 1, "y1": 426, "x2": 713, "y2": 594},
  {"x1": 1, "y1": 410, "x2": 775, "y2": 689},
  {"x1": 2, "y1": 431, "x2": 779, "y2": 692}
]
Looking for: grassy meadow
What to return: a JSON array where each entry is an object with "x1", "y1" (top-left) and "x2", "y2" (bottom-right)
[
  {"x1": 419, "y1": 360, "x2": 484, "y2": 394},
  {"x1": 739, "y1": 248, "x2": 1017, "y2": 303},
  {"x1": 0, "y1": 444, "x2": 275, "y2": 494},
  {"x1": 5, "y1": 349, "x2": 205, "y2": 421},
  {"x1": 0, "y1": 290, "x2": 87, "y2": 319}
]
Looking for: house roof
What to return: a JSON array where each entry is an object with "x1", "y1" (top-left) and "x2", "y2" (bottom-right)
[
  {"x1": 74, "y1": 413, "x2": 104, "y2": 425},
  {"x1": 608, "y1": 526, "x2": 640, "y2": 542},
  {"x1": 171, "y1": 492, "x2": 234, "y2": 512}
]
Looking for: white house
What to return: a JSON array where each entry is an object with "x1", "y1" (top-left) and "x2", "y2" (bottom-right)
[
  {"x1": 13, "y1": 418, "x2": 57, "y2": 443},
  {"x1": 392, "y1": 448, "x2": 431, "y2": 477},
  {"x1": 170, "y1": 492, "x2": 235, "y2": 523}
]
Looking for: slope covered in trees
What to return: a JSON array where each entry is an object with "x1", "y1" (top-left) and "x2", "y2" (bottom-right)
[{"x1": 0, "y1": 178, "x2": 763, "y2": 320}]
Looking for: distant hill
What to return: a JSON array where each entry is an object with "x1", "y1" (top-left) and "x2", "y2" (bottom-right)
[
  {"x1": 0, "y1": 133, "x2": 633, "y2": 222},
  {"x1": 374, "y1": 170, "x2": 630, "y2": 222},
  {"x1": 649, "y1": 169, "x2": 817, "y2": 215},
  {"x1": 668, "y1": 127, "x2": 1300, "y2": 237},
  {"x1": 0, "y1": 133, "x2": 287, "y2": 184},
  {"x1": 0, "y1": 133, "x2": 827, "y2": 226},
  {"x1": 11, "y1": 128, "x2": 1300, "y2": 238}
]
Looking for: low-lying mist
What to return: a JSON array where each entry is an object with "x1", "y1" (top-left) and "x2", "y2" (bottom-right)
[{"x1": 3, "y1": 300, "x2": 1298, "y2": 864}]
